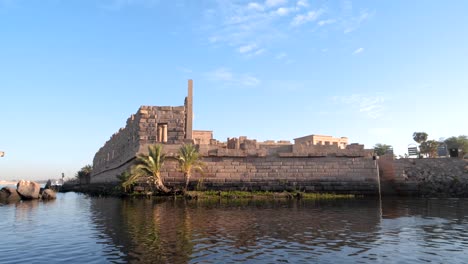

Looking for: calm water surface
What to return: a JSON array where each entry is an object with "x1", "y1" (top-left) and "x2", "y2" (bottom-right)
[{"x1": 1, "y1": 192, "x2": 468, "y2": 263}]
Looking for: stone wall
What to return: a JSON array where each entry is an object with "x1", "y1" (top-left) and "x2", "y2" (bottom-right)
[
  {"x1": 379, "y1": 157, "x2": 468, "y2": 196},
  {"x1": 164, "y1": 156, "x2": 379, "y2": 194},
  {"x1": 193, "y1": 130, "x2": 213, "y2": 145},
  {"x1": 92, "y1": 143, "x2": 379, "y2": 195},
  {"x1": 92, "y1": 105, "x2": 186, "y2": 181}
]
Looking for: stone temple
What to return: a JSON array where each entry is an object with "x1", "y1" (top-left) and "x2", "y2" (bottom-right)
[{"x1": 91, "y1": 80, "x2": 379, "y2": 194}]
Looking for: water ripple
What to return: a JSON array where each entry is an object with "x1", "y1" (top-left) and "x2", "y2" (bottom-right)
[{"x1": 2, "y1": 196, "x2": 468, "y2": 263}]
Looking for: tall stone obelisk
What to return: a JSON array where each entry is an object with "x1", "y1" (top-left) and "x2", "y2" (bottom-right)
[{"x1": 185, "y1": 79, "x2": 193, "y2": 140}]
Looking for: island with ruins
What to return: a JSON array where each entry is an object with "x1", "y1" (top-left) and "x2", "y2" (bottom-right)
[{"x1": 87, "y1": 80, "x2": 468, "y2": 197}]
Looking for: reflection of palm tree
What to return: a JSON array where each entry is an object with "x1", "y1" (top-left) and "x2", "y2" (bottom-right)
[
  {"x1": 127, "y1": 145, "x2": 170, "y2": 193},
  {"x1": 173, "y1": 201, "x2": 194, "y2": 263},
  {"x1": 178, "y1": 144, "x2": 204, "y2": 192}
]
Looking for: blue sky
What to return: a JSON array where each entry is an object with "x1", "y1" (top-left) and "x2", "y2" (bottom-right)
[{"x1": 1, "y1": 0, "x2": 467, "y2": 180}]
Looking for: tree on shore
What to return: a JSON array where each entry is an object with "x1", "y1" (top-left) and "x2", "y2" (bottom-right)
[
  {"x1": 413, "y1": 132, "x2": 428, "y2": 144},
  {"x1": 420, "y1": 140, "x2": 439, "y2": 158},
  {"x1": 129, "y1": 144, "x2": 170, "y2": 193},
  {"x1": 76, "y1": 165, "x2": 93, "y2": 184},
  {"x1": 445, "y1": 135, "x2": 468, "y2": 154},
  {"x1": 413, "y1": 132, "x2": 429, "y2": 158},
  {"x1": 178, "y1": 144, "x2": 204, "y2": 192},
  {"x1": 373, "y1": 143, "x2": 393, "y2": 156},
  {"x1": 117, "y1": 171, "x2": 134, "y2": 193}
]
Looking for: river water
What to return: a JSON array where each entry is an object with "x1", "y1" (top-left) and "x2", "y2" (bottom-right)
[{"x1": 1, "y1": 192, "x2": 468, "y2": 263}]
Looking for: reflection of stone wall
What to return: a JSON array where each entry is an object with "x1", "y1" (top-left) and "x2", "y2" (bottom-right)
[{"x1": 89, "y1": 198, "x2": 382, "y2": 263}]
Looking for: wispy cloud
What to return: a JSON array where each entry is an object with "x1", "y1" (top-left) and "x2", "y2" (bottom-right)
[
  {"x1": 203, "y1": 0, "x2": 325, "y2": 56},
  {"x1": 344, "y1": 9, "x2": 373, "y2": 33},
  {"x1": 353, "y1": 47, "x2": 364, "y2": 54},
  {"x1": 334, "y1": 94, "x2": 386, "y2": 119},
  {"x1": 296, "y1": 0, "x2": 308, "y2": 8},
  {"x1": 238, "y1": 43, "x2": 266, "y2": 56},
  {"x1": 205, "y1": 67, "x2": 261, "y2": 87},
  {"x1": 276, "y1": 7, "x2": 292, "y2": 16},
  {"x1": 203, "y1": 0, "x2": 373, "y2": 56},
  {"x1": 318, "y1": 19, "x2": 335, "y2": 26},
  {"x1": 265, "y1": 0, "x2": 287, "y2": 8},
  {"x1": 100, "y1": 0, "x2": 160, "y2": 10},
  {"x1": 247, "y1": 2, "x2": 264, "y2": 11},
  {"x1": 275, "y1": 52, "x2": 287, "y2": 59},
  {"x1": 291, "y1": 9, "x2": 323, "y2": 27},
  {"x1": 239, "y1": 43, "x2": 257, "y2": 54},
  {"x1": 340, "y1": 1, "x2": 374, "y2": 34}
]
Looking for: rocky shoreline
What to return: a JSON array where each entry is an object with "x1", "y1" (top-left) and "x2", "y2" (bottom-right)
[{"x1": 0, "y1": 180, "x2": 57, "y2": 203}]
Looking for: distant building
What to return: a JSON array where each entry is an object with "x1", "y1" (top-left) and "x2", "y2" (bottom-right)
[{"x1": 294, "y1": 135, "x2": 348, "y2": 149}]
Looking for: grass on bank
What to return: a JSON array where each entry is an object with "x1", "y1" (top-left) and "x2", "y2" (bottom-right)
[{"x1": 184, "y1": 190, "x2": 355, "y2": 200}]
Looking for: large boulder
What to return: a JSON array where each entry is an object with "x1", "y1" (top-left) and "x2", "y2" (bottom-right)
[
  {"x1": 41, "y1": 189, "x2": 56, "y2": 200},
  {"x1": 0, "y1": 187, "x2": 21, "y2": 202},
  {"x1": 17, "y1": 180, "x2": 41, "y2": 199}
]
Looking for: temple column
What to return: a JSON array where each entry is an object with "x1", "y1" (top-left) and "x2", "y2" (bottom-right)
[
  {"x1": 158, "y1": 125, "x2": 163, "y2": 142},
  {"x1": 162, "y1": 124, "x2": 168, "y2": 143}
]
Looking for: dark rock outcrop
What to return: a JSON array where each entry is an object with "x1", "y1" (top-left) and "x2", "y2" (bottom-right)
[
  {"x1": 17, "y1": 180, "x2": 41, "y2": 199},
  {"x1": 44, "y1": 179, "x2": 52, "y2": 189},
  {"x1": 41, "y1": 189, "x2": 57, "y2": 200},
  {"x1": 0, "y1": 187, "x2": 21, "y2": 202}
]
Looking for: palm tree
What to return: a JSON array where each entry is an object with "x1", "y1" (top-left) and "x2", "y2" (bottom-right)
[
  {"x1": 130, "y1": 144, "x2": 170, "y2": 193},
  {"x1": 76, "y1": 165, "x2": 93, "y2": 184},
  {"x1": 118, "y1": 171, "x2": 134, "y2": 193},
  {"x1": 178, "y1": 144, "x2": 204, "y2": 192}
]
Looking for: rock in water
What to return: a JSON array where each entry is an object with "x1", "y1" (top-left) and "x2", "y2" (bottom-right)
[
  {"x1": 0, "y1": 187, "x2": 21, "y2": 202},
  {"x1": 42, "y1": 189, "x2": 57, "y2": 200},
  {"x1": 17, "y1": 180, "x2": 41, "y2": 199}
]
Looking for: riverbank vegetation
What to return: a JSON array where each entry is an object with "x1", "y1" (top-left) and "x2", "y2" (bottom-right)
[{"x1": 184, "y1": 190, "x2": 356, "y2": 200}]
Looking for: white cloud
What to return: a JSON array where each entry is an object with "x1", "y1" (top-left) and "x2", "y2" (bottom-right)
[
  {"x1": 344, "y1": 9, "x2": 373, "y2": 33},
  {"x1": 318, "y1": 19, "x2": 335, "y2": 26},
  {"x1": 334, "y1": 94, "x2": 385, "y2": 119},
  {"x1": 296, "y1": 0, "x2": 308, "y2": 8},
  {"x1": 253, "y1": 48, "x2": 266, "y2": 56},
  {"x1": 247, "y1": 2, "x2": 264, "y2": 11},
  {"x1": 206, "y1": 68, "x2": 233, "y2": 82},
  {"x1": 275, "y1": 7, "x2": 291, "y2": 16},
  {"x1": 291, "y1": 9, "x2": 323, "y2": 26},
  {"x1": 240, "y1": 75, "x2": 261, "y2": 86},
  {"x1": 275, "y1": 52, "x2": 287, "y2": 59},
  {"x1": 101, "y1": 0, "x2": 160, "y2": 10},
  {"x1": 265, "y1": 0, "x2": 287, "y2": 8},
  {"x1": 239, "y1": 43, "x2": 258, "y2": 54},
  {"x1": 353, "y1": 47, "x2": 364, "y2": 54},
  {"x1": 205, "y1": 68, "x2": 261, "y2": 87},
  {"x1": 202, "y1": 0, "x2": 374, "y2": 57},
  {"x1": 238, "y1": 43, "x2": 266, "y2": 56}
]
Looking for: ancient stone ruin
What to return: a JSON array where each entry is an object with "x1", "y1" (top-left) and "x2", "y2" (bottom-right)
[{"x1": 90, "y1": 80, "x2": 380, "y2": 194}]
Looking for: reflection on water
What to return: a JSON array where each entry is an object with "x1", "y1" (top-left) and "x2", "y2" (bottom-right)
[
  {"x1": 2, "y1": 195, "x2": 468, "y2": 263},
  {"x1": 90, "y1": 198, "x2": 468, "y2": 263}
]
